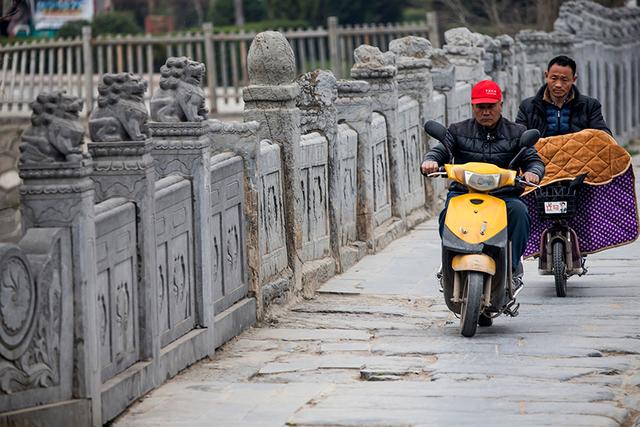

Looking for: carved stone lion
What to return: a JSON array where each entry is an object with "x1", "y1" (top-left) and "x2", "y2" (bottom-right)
[
  {"x1": 19, "y1": 92, "x2": 86, "y2": 164},
  {"x1": 89, "y1": 73, "x2": 149, "y2": 142},
  {"x1": 150, "y1": 57, "x2": 208, "y2": 123}
]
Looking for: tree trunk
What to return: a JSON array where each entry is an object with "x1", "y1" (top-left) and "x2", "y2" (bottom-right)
[
  {"x1": 234, "y1": 0, "x2": 245, "y2": 26},
  {"x1": 193, "y1": 0, "x2": 204, "y2": 25},
  {"x1": 536, "y1": 0, "x2": 560, "y2": 31}
]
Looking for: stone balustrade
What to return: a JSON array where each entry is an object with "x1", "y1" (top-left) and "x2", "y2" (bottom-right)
[{"x1": 1, "y1": 1, "x2": 639, "y2": 425}]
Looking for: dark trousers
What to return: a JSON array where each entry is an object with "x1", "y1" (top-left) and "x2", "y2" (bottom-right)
[{"x1": 438, "y1": 191, "x2": 531, "y2": 271}]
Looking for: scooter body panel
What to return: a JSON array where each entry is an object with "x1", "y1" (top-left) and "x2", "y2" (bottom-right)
[
  {"x1": 445, "y1": 193, "x2": 507, "y2": 243},
  {"x1": 441, "y1": 192, "x2": 511, "y2": 314}
]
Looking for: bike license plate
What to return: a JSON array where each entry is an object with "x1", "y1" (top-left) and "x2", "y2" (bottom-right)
[{"x1": 544, "y1": 201, "x2": 568, "y2": 214}]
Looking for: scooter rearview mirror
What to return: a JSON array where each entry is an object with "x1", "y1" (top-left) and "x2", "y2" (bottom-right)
[
  {"x1": 519, "y1": 129, "x2": 540, "y2": 148},
  {"x1": 508, "y1": 129, "x2": 541, "y2": 170},
  {"x1": 424, "y1": 120, "x2": 448, "y2": 143}
]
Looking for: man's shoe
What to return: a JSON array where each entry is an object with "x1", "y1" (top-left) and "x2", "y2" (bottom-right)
[
  {"x1": 511, "y1": 263, "x2": 524, "y2": 297},
  {"x1": 437, "y1": 266, "x2": 444, "y2": 293}
]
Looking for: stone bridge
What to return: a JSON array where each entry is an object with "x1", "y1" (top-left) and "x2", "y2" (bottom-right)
[{"x1": 0, "y1": 1, "x2": 639, "y2": 425}]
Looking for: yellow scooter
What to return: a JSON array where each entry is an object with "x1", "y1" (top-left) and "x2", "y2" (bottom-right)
[{"x1": 423, "y1": 121, "x2": 540, "y2": 337}]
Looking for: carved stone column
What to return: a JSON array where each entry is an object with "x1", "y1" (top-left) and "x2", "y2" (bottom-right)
[
  {"x1": 296, "y1": 69, "x2": 342, "y2": 281},
  {"x1": 87, "y1": 73, "x2": 159, "y2": 400},
  {"x1": 18, "y1": 91, "x2": 101, "y2": 426},
  {"x1": 391, "y1": 37, "x2": 433, "y2": 112},
  {"x1": 243, "y1": 31, "x2": 303, "y2": 294},
  {"x1": 150, "y1": 57, "x2": 215, "y2": 365},
  {"x1": 495, "y1": 35, "x2": 519, "y2": 121},
  {"x1": 351, "y1": 45, "x2": 407, "y2": 234},
  {"x1": 150, "y1": 122, "x2": 214, "y2": 346},
  {"x1": 390, "y1": 36, "x2": 434, "y2": 225},
  {"x1": 443, "y1": 27, "x2": 486, "y2": 85},
  {"x1": 335, "y1": 79, "x2": 375, "y2": 257}
]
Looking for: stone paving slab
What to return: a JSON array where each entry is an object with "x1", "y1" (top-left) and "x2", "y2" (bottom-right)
[{"x1": 115, "y1": 162, "x2": 640, "y2": 427}]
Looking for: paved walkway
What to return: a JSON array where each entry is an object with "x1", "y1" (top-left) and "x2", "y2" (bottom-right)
[{"x1": 115, "y1": 162, "x2": 640, "y2": 427}]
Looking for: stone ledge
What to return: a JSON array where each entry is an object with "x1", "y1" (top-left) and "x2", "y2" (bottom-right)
[
  {"x1": 214, "y1": 297, "x2": 257, "y2": 349},
  {"x1": 339, "y1": 241, "x2": 368, "y2": 272},
  {"x1": 0, "y1": 399, "x2": 91, "y2": 427},
  {"x1": 101, "y1": 360, "x2": 155, "y2": 424},
  {"x1": 406, "y1": 207, "x2": 431, "y2": 230},
  {"x1": 301, "y1": 257, "x2": 337, "y2": 295},
  {"x1": 158, "y1": 328, "x2": 212, "y2": 382},
  {"x1": 373, "y1": 217, "x2": 407, "y2": 253}
]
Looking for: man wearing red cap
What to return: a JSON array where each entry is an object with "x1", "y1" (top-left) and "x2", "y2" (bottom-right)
[{"x1": 421, "y1": 80, "x2": 544, "y2": 297}]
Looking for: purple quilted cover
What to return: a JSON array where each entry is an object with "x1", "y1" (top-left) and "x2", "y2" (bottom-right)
[{"x1": 523, "y1": 167, "x2": 639, "y2": 258}]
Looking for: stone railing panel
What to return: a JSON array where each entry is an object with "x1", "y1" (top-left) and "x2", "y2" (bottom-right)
[
  {"x1": 447, "y1": 83, "x2": 472, "y2": 125},
  {"x1": 0, "y1": 228, "x2": 74, "y2": 414},
  {"x1": 209, "y1": 153, "x2": 248, "y2": 314},
  {"x1": 94, "y1": 198, "x2": 139, "y2": 383},
  {"x1": 398, "y1": 95, "x2": 426, "y2": 214},
  {"x1": 427, "y1": 91, "x2": 448, "y2": 201},
  {"x1": 371, "y1": 112, "x2": 393, "y2": 227},
  {"x1": 154, "y1": 175, "x2": 196, "y2": 347},
  {"x1": 336, "y1": 124, "x2": 359, "y2": 247},
  {"x1": 300, "y1": 132, "x2": 330, "y2": 262},
  {"x1": 258, "y1": 141, "x2": 288, "y2": 281}
]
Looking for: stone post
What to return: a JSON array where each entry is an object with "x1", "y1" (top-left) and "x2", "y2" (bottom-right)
[
  {"x1": 87, "y1": 73, "x2": 159, "y2": 392},
  {"x1": 351, "y1": 45, "x2": 407, "y2": 224},
  {"x1": 328, "y1": 17, "x2": 341, "y2": 78},
  {"x1": 335, "y1": 79, "x2": 375, "y2": 253},
  {"x1": 243, "y1": 31, "x2": 304, "y2": 294},
  {"x1": 514, "y1": 31, "x2": 547, "y2": 100},
  {"x1": 150, "y1": 121, "x2": 214, "y2": 346},
  {"x1": 203, "y1": 22, "x2": 218, "y2": 113},
  {"x1": 389, "y1": 36, "x2": 434, "y2": 226},
  {"x1": 296, "y1": 69, "x2": 343, "y2": 274},
  {"x1": 82, "y1": 26, "x2": 94, "y2": 115},
  {"x1": 422, "y1": 48, "x2": 453, "y2": 205},
  {"x1": 426, "y1": 11, "x2": 440, "y2": 48},
  {"x1": 390, "y1": 36, "x2": 434, "y2": 126},
  {"x1": 150, "y1": 57, "x2": 215, "y2": 358},
  {"x1": 495, "y1": 35, "x2": 519, "y2": 121},
  {"x1": 429, "y1": 49, "x2": 456, "y2": 125},
  {"x1": 18, "y1": 92, "x2": 101, "y2": 426},
  {"x1": 443, "y1": 27, "x2": 486, "y2": 85}
]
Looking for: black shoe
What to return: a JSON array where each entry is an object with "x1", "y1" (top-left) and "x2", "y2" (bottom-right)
[
  {"x1": 437, "y1": 266, "x2": 444, "y2": 293},
  {"x1": 512, "y1": 264, "x2": 524, "y2": 297},
  {"x1": 478, "y1": 313, "x2": 493, "y2": 327}
]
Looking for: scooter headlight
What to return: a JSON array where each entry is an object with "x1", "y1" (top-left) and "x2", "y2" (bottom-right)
[{"x1": 463, "y1": 171, "x2": 501, "y2": 191}]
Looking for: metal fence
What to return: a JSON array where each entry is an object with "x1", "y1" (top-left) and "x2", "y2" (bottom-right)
[{"x1": 0, "y1": 14, "x2": 439, "y2": 115}]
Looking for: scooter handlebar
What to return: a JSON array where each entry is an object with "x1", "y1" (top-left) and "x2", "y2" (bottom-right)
[
  {"x1": 516, "y1": 176, "x2": 541, "y2": 189},
  {"x1": 421, "y1": 166, "x2": 447, "y2": 177}
]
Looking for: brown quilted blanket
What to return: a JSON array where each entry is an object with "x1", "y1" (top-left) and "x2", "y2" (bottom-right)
[{"x1": 523, "y1": 129, "x2": 632, "y2": 194}]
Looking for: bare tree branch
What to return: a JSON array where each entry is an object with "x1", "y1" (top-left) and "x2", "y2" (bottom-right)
[{"x1": 443, "y1": 0, "x2": 472, "y2": 27}]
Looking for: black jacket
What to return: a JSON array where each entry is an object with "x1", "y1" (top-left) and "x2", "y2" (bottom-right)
[
  {"x1": 516, "y1": 84, "x2": 611, "y2": 136},
  {"x1": 424, "y1": 117, "x2": 545, "y2": 196}
]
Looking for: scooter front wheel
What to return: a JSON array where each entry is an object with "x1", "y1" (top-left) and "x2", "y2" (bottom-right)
[
  {"x1": 460, "y1": 271, "x2": 484, "y2": 337},
  {"x1": 552, "y1": 241, "x2": 567, "y2": 297}
]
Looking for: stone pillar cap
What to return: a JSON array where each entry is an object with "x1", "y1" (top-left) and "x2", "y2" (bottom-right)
[{"x1": 247, "y1": 31, "x2": 296, "y2": 86}]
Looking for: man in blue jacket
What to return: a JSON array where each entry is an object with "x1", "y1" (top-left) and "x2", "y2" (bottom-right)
[{"x1": 516, "y1": 55, "x2": 611, "y2": 136}]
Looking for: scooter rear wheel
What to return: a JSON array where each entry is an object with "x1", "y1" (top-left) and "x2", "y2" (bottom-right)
[
  {"x1": 460, "y1": 272, "x2": 484, "y2": 337},
  {"x1": 553, "y1": 241, "x2": 567, "y2": 297}
]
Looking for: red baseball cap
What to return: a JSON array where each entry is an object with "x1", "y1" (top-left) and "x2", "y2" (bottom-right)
[{"x1": 471, "y1": 80, "x2": 502, "y2": 104}]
